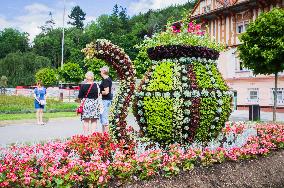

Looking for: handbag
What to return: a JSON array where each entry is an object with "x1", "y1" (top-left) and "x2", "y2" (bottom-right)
[
  {"x1": 39, "y1": 100, "x2": 46, "y2": 105},
  {"x1": 97, "y1": 83, "x2": 104, "y2": 114},
  {"x1": 76, "y1": 83, "x2": 94, "y2": 114}
]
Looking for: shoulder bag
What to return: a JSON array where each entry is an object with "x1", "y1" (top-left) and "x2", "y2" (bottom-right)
[{"x1": 76, "y1": 83, "x2": 94, "y2": 114}]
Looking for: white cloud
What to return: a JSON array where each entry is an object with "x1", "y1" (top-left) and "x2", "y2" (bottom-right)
[
  {"x1": 129, "y1": 0, "x2": 192, "y2": 14},
  {"x1": 0, "y1": 16, "x2": 12, "y2": 29},
  {"x1": 24, "y1": 3, "x2": 50, "y2": 14}
]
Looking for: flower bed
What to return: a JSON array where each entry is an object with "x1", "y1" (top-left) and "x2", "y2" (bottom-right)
[{"x1": 0, "y1": 122, "x2": 284, "y2": 187}]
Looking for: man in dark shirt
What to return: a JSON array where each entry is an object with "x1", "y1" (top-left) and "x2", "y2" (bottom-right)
[{"x1": 99, "y1": 66, "x2": 113, "y2": 132}]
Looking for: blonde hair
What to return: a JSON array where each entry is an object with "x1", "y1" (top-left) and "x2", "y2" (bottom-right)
[
  {"x1": 100, "y1": 66, "x2": 109, "y2": 75},
  {"x1": 85, "y1": 71, "x2": 94, "y2": 81}
]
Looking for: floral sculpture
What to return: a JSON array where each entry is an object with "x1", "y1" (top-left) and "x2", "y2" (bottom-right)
[
  {"x1": 83, "y1": 21, "x2": 232, "y2": 145},
  {"x1": 133, "y1": 21, "x2": 232, "y2": 145},
  {"x1": 82, "y1": 40, "x2": 136, "y2": 141}
]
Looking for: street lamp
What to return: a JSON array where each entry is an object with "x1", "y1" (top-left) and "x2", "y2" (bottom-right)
[
  {"x1": 60, "y1": 0, "x2": 66, "y2": 101},
  {"x1": 61, "y1": 0, "x2": 66, "y2": 70}
]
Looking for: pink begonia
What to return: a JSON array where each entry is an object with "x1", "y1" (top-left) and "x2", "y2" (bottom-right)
[
  {"x1": 0, "y1": 122, "x2": 283, "y2": 186},
  {"x1": 24, "y1": 176, "x2": 31, "y2": 185},
  {"x1": 99, "y1": 176, "x2": 104, "y2": 183}
]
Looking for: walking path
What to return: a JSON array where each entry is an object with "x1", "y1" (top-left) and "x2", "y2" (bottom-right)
[{"x1": 0, "y1": 111, "x2": 283, "y2": 146}]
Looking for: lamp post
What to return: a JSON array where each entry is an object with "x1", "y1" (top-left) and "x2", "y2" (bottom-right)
[
  {"x1": 61, "y1": 0, "x2": 66, "y2": 70},
  {"x1": 60, "y1": 0, "x2": 66, "y2": 101}
]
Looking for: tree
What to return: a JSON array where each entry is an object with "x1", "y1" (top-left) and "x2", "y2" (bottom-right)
[
  {"x1": 33, "y1": 28, "x2": 62, "y2": 68},
  {"x1": 85, "y1": 58, "x2": 117, "y2": 81},
  {"x1": 39, "y1": 12, "x2": 55, "y2": 34},
  {"x1": 0, "y1": 28, "x2": 29, "y2": 59},
  {"x1": 64, "y1": 27, "x2": 89, "y2": 66},
  {"x1": 0, "y1": 76, "x2": 8, "y2": 94},
  {"x1": 59, "y1": 62, "x2": 83, "y2": 83},
  {"x1": 68, "y1": 6, "x2": 86, "y2": 29},
  {"x1": 35, "y1": 68, "x2": 57, "y2": 87},
  {"x1": 0, "y1": 52, "x2": 51, "y2": 87},
  {"x1": 238, "y1": 8, "x2": 284, "y2": 122}
]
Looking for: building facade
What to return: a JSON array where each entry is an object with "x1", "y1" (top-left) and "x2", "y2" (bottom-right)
[{"x1": 191, "y1": 0, "x2": 284, "y2": 112}]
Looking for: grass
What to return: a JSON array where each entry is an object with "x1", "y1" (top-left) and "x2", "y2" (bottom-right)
[
  {"x1": 0, "y1": 95, "x2": 77, "y2": 114},
  {"x1": 0, "y1": 112, "x2": 76, "y2": 121}
]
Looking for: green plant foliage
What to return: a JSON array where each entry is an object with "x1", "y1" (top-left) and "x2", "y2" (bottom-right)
[
  {"x1": 133, "y1": 49, "x2": 152, "y2": 79},
  {"x1": 85, "y1": 57, "x2": 117, "y2": 81},
  {"x1": 238, "y1": 8, "x2": 284, "y2": 75},
  {"x1": 35, "y1": 68, "x2": 57, "y2": 87},
  {"x1": 0, "y1": 52, "x2": 51, "y2": 87},
  {"x1": 59, "y1": 62, "x2": 83, "y2": 83},
  {"x1": 217, "y1": 95, "x2": 232, "y2": 132},
  {"x1": 68, "y1": 6, "x2": 86, "y2": 29},
  {"x1": 0, "y1": 95, "x2": 77, "y2": 114},
  {"x1": 0, "y1": 76, "x2": 7, "y2": 87},
  {"x1": 0, "y1": 28, "x2": 29, "y2": 59},
  {"x1": 211, "y1": 65, "x2": 228, "y2": 90},
  {"x1": 192, "y1": 62, "x2": 213, "y2": 89},
  {"x1": 195, "y1": 97, "x2": 218, "y2": 142},
  {"x1": 193, "y1": 62, "x2": 228, "y2": 90},
  {"x1": 147, "y1": 62, "x2": 173, "y2": 91},
  {"x1": 143, "y1": 96, "x2": 174, "y2": 144}
]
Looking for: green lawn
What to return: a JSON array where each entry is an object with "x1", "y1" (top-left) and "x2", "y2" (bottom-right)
[
  {"x1": 0, "y1": 95, "x2": 77, "y2": 114},
  {"x1": 0, "y1": 112, "x2": 76, "y2": 121}
]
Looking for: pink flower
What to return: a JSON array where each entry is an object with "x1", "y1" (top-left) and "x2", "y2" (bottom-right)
[{"x1": 99, "y1": 176, "x2": 104, "y2": 183}]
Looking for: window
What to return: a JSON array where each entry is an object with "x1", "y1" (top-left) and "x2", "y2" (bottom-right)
[
  {"x1": 200, "y1": 0, "x2": 211, "y2": 13},
  {"x1": 271, "y1": 88, "x2": 284, "y2": 105},
  {"x1": 203, "y1": 5, "x2": 211, "y2": 13},
  {"x1": 235, "y1": 56, "x2": 250, "y2": 72},
  {"x1": 200, "y1": 0, "x2": 205, "y2": 12},
  {"x1": 248, "y1": 88, "x2": 259, "y2": 103},
  {"x1": 250, "y1": 91, "x2": 258, "y2": 100},
  {"x1": 237, "y1": 21, "x2": 249, "y2": 34},
  {"x1": 239, "y1": 61, "x2": 249, "y2": 71},
  {"x1": 237, "y1": 24, "x2": 244, "y2": 34}
]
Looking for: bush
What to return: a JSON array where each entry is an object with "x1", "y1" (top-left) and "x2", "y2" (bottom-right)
[
  {"x1": 35, "y1": 67, "x2": 57, "y2": 87},
  {"x1": 0, "y1": 52, "x2": 51, "y2": 87},
  {"x1": 59, "y1": 62, "x2": 84, "y2": 83}
]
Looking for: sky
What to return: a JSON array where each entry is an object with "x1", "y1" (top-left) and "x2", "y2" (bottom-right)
[{"x1": 0, "y1": 0, "x2": 193, "y2": 41}]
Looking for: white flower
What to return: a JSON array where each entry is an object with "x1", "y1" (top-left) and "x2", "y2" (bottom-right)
[
  {"x1": 183, "y1": 117, "x2": 190, "y2": 123},
  {"x1": 182, "y1": 76, "x2": 187, "y2": 81},
  {"x1": 184, "y1": 134, "x2": 188, "y2": 138},
  {"x1": 184, "y1": 90, "x2": 191, "y2": 97},
  {"x1": 184, "y1": 101, "x2": 192, "y2": 107},
  {"x1": 164, "y1": 92, "x2": 171, "y2": 98},
  {"x1": 155, "y1": 92, "x2": 161, "y2": 97},
  {"x1": 184, "y1": 109, "x2": 191, "y2": 115},
  {"x1": 174, "y1": 91, "x2": 181, "y2": 98},
  {"x1": 217, "y1": 108, "x2": 222, "y2": 114}
]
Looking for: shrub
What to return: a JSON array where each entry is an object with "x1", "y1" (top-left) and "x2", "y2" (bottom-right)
[
  {"x1": 58, "y1": 62, "x2": 83, "y2": 83},
  {"x1": 35, "y1": 68, "x2": 57, "y2": 87}
]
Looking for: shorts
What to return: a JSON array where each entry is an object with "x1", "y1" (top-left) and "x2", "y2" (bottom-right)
[
  {"x1": 34, "y1": 100, "x2": 45, "y2": 109},
  {"x1": 100, "y1": 100, "x2": 112, "y2": 126}
]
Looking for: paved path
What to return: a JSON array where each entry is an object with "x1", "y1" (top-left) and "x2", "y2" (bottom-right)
[{"x1": 0, "y1": 111, "x2": 283, "y2": 146}]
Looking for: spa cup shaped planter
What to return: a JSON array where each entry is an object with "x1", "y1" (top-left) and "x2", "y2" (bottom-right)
[
  {"x1": 82, "y1": 25, "x2": 232, "y2": 145},
  {"x1": 133, "y1": 45, "x2": 232, "y2": 145}
]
